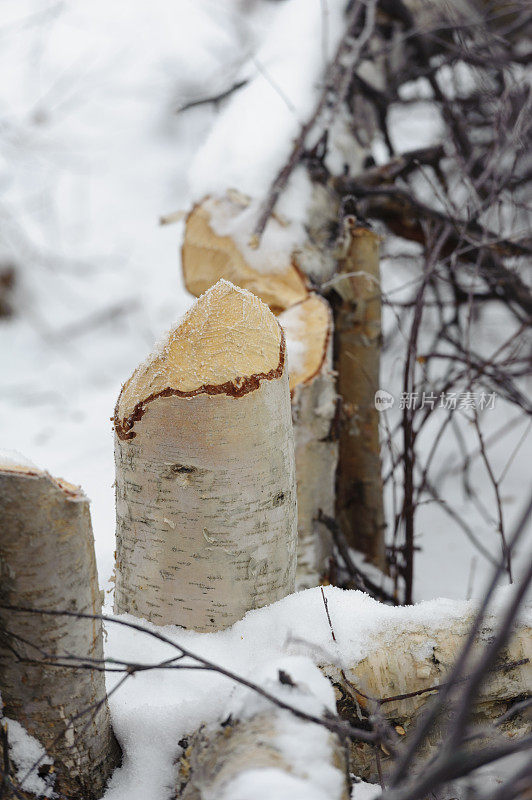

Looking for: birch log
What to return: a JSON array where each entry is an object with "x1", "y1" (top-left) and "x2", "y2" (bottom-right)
[
  {"x1": 323, "y1": 613, "x2": 531, "y2": 782},
  {"x1": 113, "y1": 279, "x2": 297, "y2": 631},
  {"x1": 0, "y1": 461, "x2": 120, "y2": 799},
  {"x1": 332, "y1": 222, "x2": 386, "y2": 569},
  {"x1": 182, "y1": 195, "x2": 309, "y2": 313},
  {"x1": 279, "y1": 294, "x2": 338, "y2": 589},
  {"x1": 177, "y1": 658, "x2": 349, "y2": 800}
]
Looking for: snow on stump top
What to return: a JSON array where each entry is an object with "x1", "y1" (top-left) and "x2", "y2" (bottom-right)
[
  {"x1": 113, "y1": 279, "x2": 297, "y2": 631},
  {"x1": 182, "y1": 196, "x2": 309, "y2": 313}
]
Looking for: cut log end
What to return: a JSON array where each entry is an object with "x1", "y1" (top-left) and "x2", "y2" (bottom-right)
[
  {"x1": 115, "y1": 279, "x2": 285, "y2": 439},
  {"x1": 182, "y1": 196, "x2": 309, "y2": 312},
  {"x1": 279, "y1": 293, "x2": 332, "y2": 392},
  {"x1": 0, "y1": 462, "x2": 85, "y2": 501}
]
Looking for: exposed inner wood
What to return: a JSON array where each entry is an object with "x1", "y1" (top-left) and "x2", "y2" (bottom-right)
[
  {"x1": 182, "y1": 197, "x2": 309, "y2": 312},
  {"x1": 278, "y1": 293, "x2": 331, "y2": 391},
  {"x1": 115, "y1": 279, "x2": 284, "y2": 436},
  {"x1": 0, "y1": 463, "x2": 41, "y2": 477}
]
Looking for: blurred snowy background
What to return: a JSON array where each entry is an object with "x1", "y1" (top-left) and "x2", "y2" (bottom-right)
[{"x1": 1, "y1": 0, "x2": 530, "y2": 603}]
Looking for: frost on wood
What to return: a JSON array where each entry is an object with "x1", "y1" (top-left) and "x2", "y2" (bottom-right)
[
  {"x1": 177, "y1": 657, "x2": 349, "y2": 800},
  {"x1": 279, "y1": 294, "x2": 338, "y2": 589},
  {"x1": 332, "y1": 225, "x2": 386, "y2": 569},
  {"x1": 113, "y1": 279, "x2": 297, "y2": 631},
  {"x1": 0, "y1": 462, "x2": 119, "y2": 799},
  {"x1": 182, "y1": 195, "x2": 309, "y2": 313}
]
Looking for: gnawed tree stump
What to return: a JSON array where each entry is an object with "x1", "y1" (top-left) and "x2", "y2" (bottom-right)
[
  {"x1": 182, "y1": 195, "x2": 309, "y2": 313},
  {"x1": 113, "y1": 279, "x2": 297, "y2": 631},
  {"x1": 0, "y1": 461, "x2": 120, "y2": 800},
  {"x1": 331, "y1": 222, "x2": 386, "y2": 570},
  {"x1": 177, "y1": 657, "x2": 349, "y2": 800},
  {"x1": 182, "y1": 199, "x2": 339, "y2": 590},
  {"x1": 279, "y1": 294, "x2": 338, "y2": 589},
  {"x1": 323, "y1": 610, "x2": 531, "y2": 782}
]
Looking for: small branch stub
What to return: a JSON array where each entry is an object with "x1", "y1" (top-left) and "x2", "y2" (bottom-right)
[
  {"x1": 113, "y1": 279, "x2": 297, "y2": 631},
  {"x1": 0, "y1": 461, "x2": 120, "y2": 799}
]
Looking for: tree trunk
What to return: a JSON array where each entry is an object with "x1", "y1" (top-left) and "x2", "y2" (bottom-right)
[
  {"x1": 177, "y1": 659, "x2": 349, "y2": 800},
  {"x1": 323, "y1": 612, "x2": 531, "y2": 782},
  {"x1": 331, "y1": 223, "x2": 386, "y2": 569},
  {"x1": 113, "y1": 279, "x2": 297, "y2": 631},
  {"x1": 279, "y1": 294, "x2": 339, "y2": 589},
  {"x1": 0, "y1": 462, "x2": 120, "y2": 800}
]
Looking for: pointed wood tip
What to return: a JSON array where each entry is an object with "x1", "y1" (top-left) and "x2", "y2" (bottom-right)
[{"x1": 115, "y1": 279, "x2": 286, "y2": 438}]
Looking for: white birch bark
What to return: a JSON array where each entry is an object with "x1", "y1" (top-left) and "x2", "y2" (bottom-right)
[
  {"x1": 323, "y1": 613, "x2": 531, "y2": 781},
  {"x1": 177, "y1": 659, "x2": 349, "y2": 800},
  {"x1": 177, "y1": 610, "x2": 530, "y2": 793},
  {"x1": 0, "y1": 462, "x2": 120, "y2": 799},
  {"x1": 113, "y1": 279, "x2": 297, "y2": 631},
  {"x1": 279, "y1": 294, "x2": 339, "y2": 589}
]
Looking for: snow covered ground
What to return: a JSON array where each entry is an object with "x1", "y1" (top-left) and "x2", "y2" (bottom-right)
[
  {"x1": 1, "y1": 0, "x2": 528, "y2": 602},
  {"x1": 1, "y1": 2, "x2": 530, "y2": 798}
]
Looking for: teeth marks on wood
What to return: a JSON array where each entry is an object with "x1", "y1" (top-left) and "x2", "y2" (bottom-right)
[{"x1": 114, "y1": 281, "x2": 297, "y2": 630}]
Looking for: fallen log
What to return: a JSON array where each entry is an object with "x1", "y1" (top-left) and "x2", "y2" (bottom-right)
[
  {"x1": 175, "y1": 591, "x2": 530, "y2": 791},
  {"x1": 177, "y1": 657, "x2": 349, "y2": 800},
  {"x1": 0, "y1": 459, "x2": 120, "y2": 799},
  {"x1": 113, "y1": 279, "x2": 297, "y2": 630},
  {"x1": 323, "y1": 605, "x2": 531, "y2": 782}
]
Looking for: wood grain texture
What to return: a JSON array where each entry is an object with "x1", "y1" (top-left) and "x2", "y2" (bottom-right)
[{"x1": 114, "y1": 281, "x2": 297, "y2": 630}]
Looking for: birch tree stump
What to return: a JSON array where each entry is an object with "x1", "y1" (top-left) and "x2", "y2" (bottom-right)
[
  {"x1": 0, "y1": 462, "x2": 120, "y2": 799},
  {"x1": 177, "y1": 658, "x2": 349, "y2": 800},
  {"x1": 332, "y1": 223, "x2": 386, "y2": 569},
  {"x1": 113, "y1": 279, "x2": 297, "y2": 631},
  {"x1": 182, "y1": 195, "x2": 309, "y2": 313},
  {"x1": 279, "y1": 294, "x2": 338, "y2": 589}
]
